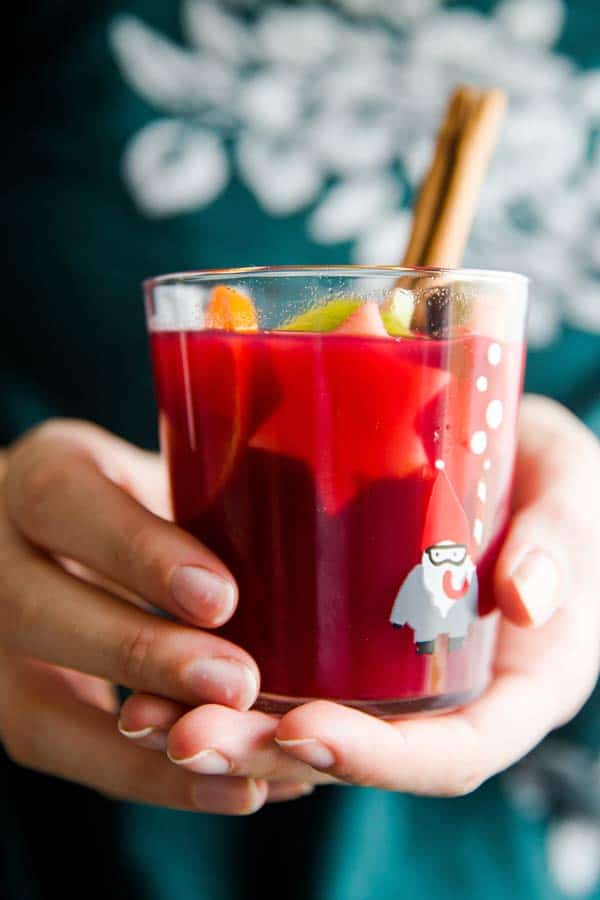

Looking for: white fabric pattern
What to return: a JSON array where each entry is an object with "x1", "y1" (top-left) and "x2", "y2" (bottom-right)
[{"x1": 109, "y1": 0, "x2": 600, "y2": 346}]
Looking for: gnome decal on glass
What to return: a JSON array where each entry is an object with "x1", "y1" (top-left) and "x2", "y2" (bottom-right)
[{"x1": 389, "y1": 469, "x2": 478, "y2": 654}]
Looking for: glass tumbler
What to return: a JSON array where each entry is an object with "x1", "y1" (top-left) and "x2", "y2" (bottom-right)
[{"x1": 145, "y1": 266, "x2": 528, "y2": 716}]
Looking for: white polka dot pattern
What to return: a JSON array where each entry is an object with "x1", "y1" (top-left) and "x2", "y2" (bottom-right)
[
  {"x1": 487, "y1": 343, "x2": 502, "y2": 366},
  {"x1": 486, "y1": 400, "x2": 504, "y2": 430},
  {"x1": 470, "y1": 431, "x2": 487, "y2": 455}
]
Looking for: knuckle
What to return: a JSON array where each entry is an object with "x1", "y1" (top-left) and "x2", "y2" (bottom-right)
[
  {"x1": 20, "y1": 459, "x2": 68, "y2": 519},
  {"x1": 118, "y1": 624, "x2": 160, "y2": 687},
  {"x1": 120, "y1": 520, "x2": 167, "y2": 593},
  {"x1": 523, "y1": 396, "x2": 591, "y2": 446},
  {"x1": 6, "y1": 430, "x2": 80, "y2": 534},
  {"x1": 8, "y1": 420, "x2": 73, "y2": 473},
  {"x1": 523, "y1": 395, "x2": 573, "y2": 429},
  {"x1": 522, "y1": 398, "x2": 600, "y2": 479},
  {"x1": 11, "y1": 420, "x2": 65, "y2": 455}
]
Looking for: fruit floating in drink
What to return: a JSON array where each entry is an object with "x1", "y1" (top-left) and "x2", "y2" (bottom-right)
[{"x1": 146, "y1": 268, "x2": 528, "y2": 716}]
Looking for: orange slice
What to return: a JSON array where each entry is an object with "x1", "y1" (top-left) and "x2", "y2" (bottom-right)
[{"x1": 205, "y1": 285, "x2": 258, "y2": 332}]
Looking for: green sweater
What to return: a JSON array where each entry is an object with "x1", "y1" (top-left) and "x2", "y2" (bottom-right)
[{"x1": 3, "y1": 2, "x2": 599, "y2": 898}]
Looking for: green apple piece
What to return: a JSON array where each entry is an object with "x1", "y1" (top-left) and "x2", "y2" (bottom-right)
[
  {"x1": 281, "y1": 297, "x2": 362, "y2": 332},
  {"x1": 381, "y1": 288, "x2": 414, "y2": 336}
]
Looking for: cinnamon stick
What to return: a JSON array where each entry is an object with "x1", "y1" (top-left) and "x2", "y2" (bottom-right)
[
  {"x1": 398, "y1": 85, "x2": 506, "y2": 334},
  {"x1": 402, "y1": 86, "x2": 479, "y2": 268},
  {"x1": 401, "y1": 86, "x2": 506, "y2": 270},
  {"x1": 421, "y1": 89, "x2": 506, "y2": 268}
]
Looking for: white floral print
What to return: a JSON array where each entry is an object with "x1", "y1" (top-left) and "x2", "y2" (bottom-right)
[{"x1": 109, "y1": 0, "x2": 600, "y2": 346}]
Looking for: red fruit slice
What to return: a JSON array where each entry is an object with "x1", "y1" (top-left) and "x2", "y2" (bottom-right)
[
  {"x1": 250, "y1": 335, "x2": 448, "y2": 513},
  {"x1": 334, "y1": 301, "x2": 388, "y2": 337}
]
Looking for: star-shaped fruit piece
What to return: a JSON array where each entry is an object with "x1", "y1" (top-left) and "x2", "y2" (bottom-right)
[{"x1": 250, "y1": 300, "x2": 448, "y2": 512}]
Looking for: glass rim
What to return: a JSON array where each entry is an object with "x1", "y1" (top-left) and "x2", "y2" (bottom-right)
[{"x1": 144, "y1": 264, "x2": 529, "y2": 289}]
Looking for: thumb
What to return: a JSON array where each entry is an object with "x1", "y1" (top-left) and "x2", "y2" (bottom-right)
[
  {"x1": 495, "y1": 524, "x2": 565, "y2": 628},
  {"x1": 494, "y1": 396, "x2": 600, "y2": 628}
]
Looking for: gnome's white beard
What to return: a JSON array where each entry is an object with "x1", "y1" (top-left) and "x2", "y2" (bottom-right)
[{"x1": 422, "y1": 553, "x2": 474, "y2": 618}]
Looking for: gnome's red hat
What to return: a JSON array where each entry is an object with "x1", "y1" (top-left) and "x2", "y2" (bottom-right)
[{"x1": 421, "y1": 470, "x2": 472, "y2": 552}]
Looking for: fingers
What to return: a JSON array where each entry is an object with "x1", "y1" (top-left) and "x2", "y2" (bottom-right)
[
  {"x1": 266, "y1": 782, "x2": 315, "y2": 803},
  {"x1": 274, "y1": 665, "x2": 568, "y2": 796},
  {"x1": 5, "y1": 420, "x2": 237, "y2": 627},
  {"x1": 494, "y1": 396, "x2": 600, "y2": 627},
  {"x1": 120, "y1": 697, "x2": 335, "y2": 785},
  {"x1": 272, "y1": 400, "x2": 600, "y2": 797},
  {"x1": 0, "y1": 520, "x2": 259, "y2": 709},
  {"x1": 0, "y1": 667, "x2": 267, "y2": 815},
  {"x1": 167, "y1": 705, "x2": 336, "y2": 784},
  {"x1": 118, "y1": 694, "x2": 188, "y2": 750}
]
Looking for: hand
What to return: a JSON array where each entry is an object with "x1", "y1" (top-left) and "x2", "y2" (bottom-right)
[
  {"x1": 124, "y1": 396, "x2": 600, "y2": 796},
  {"x1": 0, "y1": 420, "x2": 311, "y2": 813}
]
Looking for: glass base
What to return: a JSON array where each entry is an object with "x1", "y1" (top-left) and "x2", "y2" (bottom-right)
[{"x1": 255, "y1": 685, "x2": 485, "y2": 719}]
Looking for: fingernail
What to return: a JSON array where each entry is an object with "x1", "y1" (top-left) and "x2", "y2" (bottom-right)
[
  {"x1": 511, "y1": 550, "x2": 561, "y2": 626},
  {"x1": 171, "y1": 566, "x2": 236, "y2": 625},
  {"x1": 118, "y1": 723, "x2": 168, "y2": 752},
  {"x1": 191, "y1": 777, "x2": 263, "y2": 814},
  {"x1": 267, "y1": 782, "x2": 315, "y2": 803},
  {"x1": 244, "y1": 778, "x2": 264, "y2": 814},
  {"x1": 185, "y1": 658, "x2": 259, "y2": 709},
  {"x1": 168, "y1": 748, "x2": 231, "y2": 775},
  {"x1": 298, "y1": 783, "x2": 315, "y2": 795},
  {"x1": 275, "y1": 738, "x2": 336, "y2": 769}
]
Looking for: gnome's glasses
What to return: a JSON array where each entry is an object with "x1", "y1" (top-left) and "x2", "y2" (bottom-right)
[{"x1": 426, "y1": 544, "x2": 468, "y2": 566}]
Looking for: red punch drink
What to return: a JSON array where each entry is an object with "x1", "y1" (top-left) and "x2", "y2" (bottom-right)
[{"x1": 146, "y1": 268, "x2": 528, "y2": 716}]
